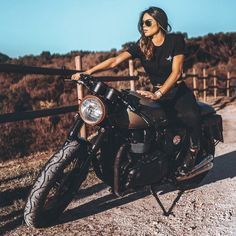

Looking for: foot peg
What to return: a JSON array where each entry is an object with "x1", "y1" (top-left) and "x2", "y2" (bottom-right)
[{"x1": 176, "y1": 155, "x2": 214, "y2": 181}]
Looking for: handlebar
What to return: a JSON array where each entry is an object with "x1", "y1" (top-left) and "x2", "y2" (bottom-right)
[
  {"x1": 63, "y1": 73, "x2": 95, "y2": 87},
  {"x1": 63, "y1": 74, "x2": 133, "y2": 104},
  {"x1": 63, "y1": 74, "x2": 152, "y2": 126}
]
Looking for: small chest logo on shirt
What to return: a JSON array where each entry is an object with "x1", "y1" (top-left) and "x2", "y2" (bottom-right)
[{"x1": 166, "y1": 55, "x2": 172, "y2": 61}]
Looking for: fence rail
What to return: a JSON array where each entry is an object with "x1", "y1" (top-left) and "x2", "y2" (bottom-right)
[
  {"x1": 0, "y1": 59, "x2": 138, "y2": 127},
  {"x1": 0, "y1": 105, "x2": 78, "y2": 124},
  {"x1": 0, "y1": 60, "x2": 235, "y2": 128},
  {"x1": 0, "y1": 63, "x2": 80, "y2": 75},
  {"x1": 0, "y1": 63, "x2": 138, "y2": 82},
  {"x1": 182, "y1": 68, "x2": 236, "y2": 100}
]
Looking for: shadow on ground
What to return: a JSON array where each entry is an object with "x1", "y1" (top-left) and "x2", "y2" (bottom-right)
[
  {"x1": 0, "y1": 182, "x2": 107, "y2": 234},
  {"x1": 59, "y1": 150, "x2": 236, "y2": 225},
  {"x1": 0, "y1": 150, "x2": 235, "y2": 233}
]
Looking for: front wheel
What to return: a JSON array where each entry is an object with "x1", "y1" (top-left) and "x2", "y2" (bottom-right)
[{"x1": 24, "y1": 140, "x2": 89, "y2": 228}]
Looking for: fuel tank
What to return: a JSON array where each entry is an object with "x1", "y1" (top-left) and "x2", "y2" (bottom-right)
[{"x1": 114, "y1": 91, "x2": 167, "y2": 129}]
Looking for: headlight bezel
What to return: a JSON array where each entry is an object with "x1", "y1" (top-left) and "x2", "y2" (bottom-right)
[{"x1": 79, "y1": 95, "x2": 107, "y2": 126}]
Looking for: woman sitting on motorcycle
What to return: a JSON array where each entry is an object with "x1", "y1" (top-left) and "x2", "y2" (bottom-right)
[{"x1": 72, "y1": 6, "x2": 201, "y2": 179}]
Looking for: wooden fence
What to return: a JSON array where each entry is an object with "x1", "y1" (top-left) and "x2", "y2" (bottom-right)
[
  {"x1": 182, "y1": 68, "x2": 236, "y2": 102},
  {"x1": 0, "y1": 57, "x2": 138, "y2": 138},
  {"x1": 0, "y1": 58, "x2": 235, "y2": 132}
]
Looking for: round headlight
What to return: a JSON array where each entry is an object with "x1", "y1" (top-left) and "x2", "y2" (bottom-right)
[{"x1": 79, "y1": 95, "x2": 106, "y2": 125}]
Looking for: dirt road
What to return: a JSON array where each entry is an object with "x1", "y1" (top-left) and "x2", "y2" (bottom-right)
[{"x1": 1, "y1": 100, "x2": 236, "y2": 236}]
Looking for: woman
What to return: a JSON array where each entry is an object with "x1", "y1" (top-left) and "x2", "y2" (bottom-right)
[{"x1": 72, "y1": 6, "x2": 201, "y2": 179}]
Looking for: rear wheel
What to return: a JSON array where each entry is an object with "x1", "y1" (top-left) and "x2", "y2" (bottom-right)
[{"x1": 24, "y1": 140, "x2": 89, "y2": 228}]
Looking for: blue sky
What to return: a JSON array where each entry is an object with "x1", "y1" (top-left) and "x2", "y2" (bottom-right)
[{"x1": 0, "y1": 0, "x2": 235, "y2": 58}]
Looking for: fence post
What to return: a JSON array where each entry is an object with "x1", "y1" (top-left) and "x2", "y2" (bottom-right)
[
  {"x1": 129, "y1": 60, "x2": 135, "y2": 91},
  {"x1": 75, "y1": 55, "x2": 86, "y2": 138},
  {"x1": 213, "y1": 70, "x2": 217, "y2": 98},
  {"x1": 203, "y1": 68, "x2": 207, "y2": 102},
  {"x1": 192, "y1": 68, "x2": 198, "y2": 98},
  {"x1": 227, "y1": 71, "x2": 231, "y2": 97}
]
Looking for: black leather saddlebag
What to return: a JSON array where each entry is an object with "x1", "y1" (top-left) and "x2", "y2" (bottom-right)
[{"x1": 202, "y1": 114, "x2": 223, "y2": 142}]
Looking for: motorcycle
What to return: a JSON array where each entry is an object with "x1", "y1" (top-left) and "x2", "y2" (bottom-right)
[{"x1": 24, "y1": 74, "x2": 223, "y2": 228}]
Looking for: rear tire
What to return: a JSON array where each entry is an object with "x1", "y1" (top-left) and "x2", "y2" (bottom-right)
[{"x1": 24, "y1": 140, "x2": 89, "y2": 228}]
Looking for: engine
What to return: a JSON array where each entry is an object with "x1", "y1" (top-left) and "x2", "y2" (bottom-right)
[
  {"x1": 117, "y1": 128, "x2": 169, "y2": 191},
  {"x1": 97, "y1": 127, "x2": 185, "y2": 194},
  {"x1": 128, "y1": 128, "x2": 156, "y2": 154},
  {"x1": 120, "y1": 148, "x2": 169, "y2": 190}
]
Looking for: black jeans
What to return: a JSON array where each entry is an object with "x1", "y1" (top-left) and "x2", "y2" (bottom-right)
[{"x1": 158, "y1": 82, "x2": 201, "y2": 148}]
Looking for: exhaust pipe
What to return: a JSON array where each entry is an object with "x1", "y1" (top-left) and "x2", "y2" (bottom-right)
[
  {"x1": 190, "y1": 155, "x2": 214, "y2": 173},
  {"x1": 176, "y1": 155, "x2": 214, "y2": 181}
]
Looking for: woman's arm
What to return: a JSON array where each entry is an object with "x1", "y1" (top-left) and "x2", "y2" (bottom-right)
[
  {"x1": 72, "y1": 51, "x2": 132, "y2": 80},
  {"x1": 158, "y1": 54, "x2": 184, "y2": 95}
]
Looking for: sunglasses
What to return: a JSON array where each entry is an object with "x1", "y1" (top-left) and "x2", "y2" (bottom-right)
[{"x1": 142, "y1": 19, "x2": 153, "y2": 27}]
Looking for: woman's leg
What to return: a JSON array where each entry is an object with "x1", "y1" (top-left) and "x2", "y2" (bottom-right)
[{"x1": 173, "y1": 83, "x2": 202, "y2": 172}]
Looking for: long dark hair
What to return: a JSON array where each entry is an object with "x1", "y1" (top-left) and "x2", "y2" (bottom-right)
[{"x1": 138, "y1": 6, "x2": 172, "y2": 60}]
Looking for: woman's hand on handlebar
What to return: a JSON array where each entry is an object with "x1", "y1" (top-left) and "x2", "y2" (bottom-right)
[
  {"x1": 71, "y1": 70, "x2": 92, "y2": 81},
  {"x1": 71, "y1": 72, "x2": 82, "y2": 81},
  {"x1": 136, "y1": 90, "x2": 161, "y2": 100}
]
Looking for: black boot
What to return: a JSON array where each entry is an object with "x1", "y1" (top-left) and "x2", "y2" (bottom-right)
[{"x1": 176, "y1": 145, "x2": 199, "y2": 179}]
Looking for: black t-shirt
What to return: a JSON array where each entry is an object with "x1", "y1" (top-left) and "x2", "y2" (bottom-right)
[{"x1": 126, "y1": 33, "x2": 185, "y2": 85}]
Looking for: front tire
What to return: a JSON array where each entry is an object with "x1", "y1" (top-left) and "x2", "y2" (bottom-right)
[{"x1": 24, "y1": 140, "x2": 89, "y2": 228}]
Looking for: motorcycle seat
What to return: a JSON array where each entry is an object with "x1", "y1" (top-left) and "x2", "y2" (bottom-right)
[{"x1": 197, "y1": 102, "x2": 216, "y2": 116}]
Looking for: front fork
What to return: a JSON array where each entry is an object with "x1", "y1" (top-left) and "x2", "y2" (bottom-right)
[
  {"x1": 66, "y1": 114, "x2": 85, "y2": 142},
  {"x1": 66, "y1": 114, "x2": 106, "y2": 155},
  {"x1": 66, "y1": 113, "x2": 107, "y2": 159},
  {"x1": 65, "y1": 114, "x2": 107, "y2": 186}
]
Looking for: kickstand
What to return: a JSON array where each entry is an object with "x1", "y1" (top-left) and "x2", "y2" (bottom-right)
[
  {"x1": 149, "y1": 185, "x2": 184, "y2": 216},
  {"x1": 149, "y1": 185, "x2": 168, "y2": 216}
]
